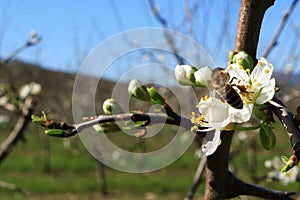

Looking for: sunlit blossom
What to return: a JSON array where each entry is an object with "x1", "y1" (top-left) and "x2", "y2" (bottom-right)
[
  {"x1": 175, "y1": 65, "x2": 212, "y2": 87},
  {"x1": 175, "y1": 64, "x2": 197, "y2": 86},
  {"x1": 227, "y1": 57, "x2": 275, "y2": 105}
]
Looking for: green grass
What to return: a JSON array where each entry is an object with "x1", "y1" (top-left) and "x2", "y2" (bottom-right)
[{"x1": 0, "y1": 121, "x2": 299, "y2": 199}]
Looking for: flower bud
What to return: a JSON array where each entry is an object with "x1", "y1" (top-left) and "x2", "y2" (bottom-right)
[
  {"x1": 102, "y1": 98, "x2": 123, "y2": 115},
  {"x1": 128, "y1": 80, "x2": 150, "y2": 101},
  {"x1": 175, "y1": 64, "x2": 197, "y2": 86},
  {"x1": 194, "y1": 66, "x2": 212, "y2": 87},
  {"x1": 228, "y1": 50, "x2": 236, "y2": 64},
  {"x1": 233, "y1": 51, "x2": 254, "y2": 71},
  {"x1": 147, "y1": 87, "x2": 165, "y2": 106}
]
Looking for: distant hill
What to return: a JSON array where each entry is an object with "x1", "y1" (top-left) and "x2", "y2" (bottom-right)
[{"x1": 0, "y1": 60, "x2": 116, "y2": 121}]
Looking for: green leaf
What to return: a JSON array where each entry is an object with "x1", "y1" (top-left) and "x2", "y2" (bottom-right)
[
  {"x1": 31, "y1": 111, "x2": 47, "y2": 124},
  {"x1": 281, "y1": 155, "x2": 289, "y2": 164},
  {"x1": 259, "y1": 124, "x2": 276, "y2": 150},
  {"x1": 281, "y1": 164, "x2": 292, "y2": 172},
  {"x1": 44, "y1": 129, "x2": 64, "y2": 136},
  {"x1": 233, "y1": 123, "x2": 261, "y2": 131},
  {"x1": 147, "y1": 87, "x2": 165, "y2": 106},
  {"x1": 253, "y1": 105, "x2": 267, "y2": 120}
]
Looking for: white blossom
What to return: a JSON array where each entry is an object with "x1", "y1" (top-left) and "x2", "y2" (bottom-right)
[
  {"x1": 175, "y1": 64, "x2": 197, "y2": 86},
  {"x1": 228, "y1": 57, "x2": 275, "y2": 105},
  {"x1": 19, "y1": 82, "x2": 41, "y2": 99},
  {"x1": 194, "y1": 66, "x2": 212, "y2": 87}
]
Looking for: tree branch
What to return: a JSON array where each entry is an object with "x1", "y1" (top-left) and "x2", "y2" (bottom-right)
[
  {"x1": 148, "y1": 0, "x2": 185, "y2": 65},
  {"x1": 268, "y1": 97, "x2": 300, "y2": 160},
  {"x1": 234, "y1": 0, "x2": 275, "y2": 59},
  {"x1": 0, "y1": 33, "x2": 42, "y2": 67},
  {"x1": 184, "y1": 156, "x2": 207, "y2": 200},
  {"x1": 262, "y1": 0, "x2": 299, "y2": 58},
  {"x1": 37, "y1": 112, "x2": 194, "y2": 138},
  {"x1": 0, "y1": 96, "x2": 38, "y2": 162}
]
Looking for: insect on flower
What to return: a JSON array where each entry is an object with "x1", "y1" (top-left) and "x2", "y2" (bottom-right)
[{"x1": 210, "y1": 68, "x2": 243, "y2": 109}]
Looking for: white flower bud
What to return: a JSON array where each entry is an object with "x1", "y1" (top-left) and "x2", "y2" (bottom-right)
[
  {"x1": 128, "y1": 79, "x2": 150, "y2": 101},
  {"x1": 102, "y1": 98, "x2": 123, "y2": 115},
  {"x1": 194, "y1": 66, "x2": 212, "y2": 87},
  {"x1": 175, "y1": 64, "x2": 197, "y2": 86}
]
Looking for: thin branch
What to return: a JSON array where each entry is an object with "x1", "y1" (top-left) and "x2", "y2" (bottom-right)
[
  {"x1": 148, "y1": 0, "x2": 185, "y2": 65},
  {"x1": 262, "y1": 0, "x2": 299, "y2": 58},
  {"x1": 38, "y1": 112, "x2": 194, "y2": 138},
  {"x1": 184, "y1": 156, "x2": 207, "y2": 200},
  {"x1": 0, "y1": 180, "x2": 27, "y2": 194},
  {"x1": 268, "y1": 97, "x2": 300, "y2": 160},
  {"x1": 0, "y1": 96, "x2": 38, "y2": 162},
  {"x1": 0, "y1": 33, "x2": 42, "y2": 67},
  {"x1": 0, "y1": 96, "x2": 16, "y2": 111}
]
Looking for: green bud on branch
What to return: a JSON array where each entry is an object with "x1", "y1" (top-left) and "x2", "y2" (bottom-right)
[{"x1": 128, "y1": 79, "x2": 150, "y2": 101}]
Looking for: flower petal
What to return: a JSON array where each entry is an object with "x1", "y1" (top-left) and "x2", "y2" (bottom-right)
[
  {"x1": 200, "y1": 128, "x2": 221, "y2": 157},
  {"x1": 228, "y1": 103, "x2": 253, "y2": 123},
  {"x1": 194, "y1": 66, "x2": 212, "y2": 87},
  {"x1": 255, "y1": 78, "x2": 275, "y2": 104},
  {"x1": 227, "y1": 63, "x2": 249, "y2": 83},
  {"x1": 250, "y1": 57, "x2": 274, "y2": 87},
  {"x1": 198, "y1": 97, "x2": 230, "y2": 128},
  {"x1": 175, "y1": 64, "x2": 197, "y2": 86}
]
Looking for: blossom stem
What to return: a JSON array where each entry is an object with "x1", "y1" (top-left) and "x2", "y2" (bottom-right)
[{"x1": 233, "y1": 123, "x2": 261, "y2": 131}]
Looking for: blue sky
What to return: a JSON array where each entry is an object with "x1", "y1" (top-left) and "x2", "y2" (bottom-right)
[{"x1": 0, "y1": 0, "x2": 300, "y2": 77}]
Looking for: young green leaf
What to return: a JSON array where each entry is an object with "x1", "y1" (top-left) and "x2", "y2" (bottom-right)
[
  {"x1": 147, "y1": 87, "x2": 165, "y2": 106},
  {"x1": 253, "y1": 105, "x2": 267, "y2": 120},
  {"x1": 281, "y1": 155, "x2": 289, "y2": 163},
  {"x1": 259, "y1": 124, "x2": 276, "y2": 150},
  {"x1": 44, "y1": 129, "x2": 64, "y2": 136},
  {"x1": 31, "y1": 111, "x2": 47, "y2": 124}
]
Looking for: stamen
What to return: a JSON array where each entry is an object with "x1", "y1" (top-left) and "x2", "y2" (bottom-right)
[
  {"x1": 196, "y1": 115, "x2": 205, "y2": 124},
  {"x1": 201, "y1": 95, "x2": 209, "y2": 101},
  {"x1": 265, "y1": 69, "x2": 270, "y2": 74},
  {"x1": 239, "y1": 65, "x2": 243, "y2": 70},
  {"x1": 258, "y1": 61, "x2": 263, "y2": 65},
  {"x1": 190, "y1": 126, "x2": 198, "y2": 132},
  {"x1": 245, "y1": 68, "x2": 250, "y2": 73}
]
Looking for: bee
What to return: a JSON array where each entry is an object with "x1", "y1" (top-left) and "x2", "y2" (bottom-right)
[{"x1": 210, "y1": 68, "x2": 243, "y2": 109}]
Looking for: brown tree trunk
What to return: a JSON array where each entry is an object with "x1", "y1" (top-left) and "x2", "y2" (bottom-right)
[{"x1": 203, "y1": 1, "x2": 283, "y2": 199}]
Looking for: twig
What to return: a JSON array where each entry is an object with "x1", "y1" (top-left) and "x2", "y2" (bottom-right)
[
  {"x1": 0, "y1": 180, "x2": 28, "y2": 195},
  {"x1": 262, "y1": 0, "x2": 299, "y2": 58},
  {"x1": 148, "y1": 0, "x2": 185, "y2": 65},
  {"x1": 184, "y1": 156, "x2": 207, "y2": 200},
  {"x1": 268, "y1": 97, "x2": 300, "y2": 160},
  {"x1": 38, "y1": 112, "x2": 194, "y2": 138},
  {"x1": 0, "y1": 33, "x2": 41, "y2": 67},
  {"x1": 0, "y1": 96, "x2": 38, "y2": 162}
]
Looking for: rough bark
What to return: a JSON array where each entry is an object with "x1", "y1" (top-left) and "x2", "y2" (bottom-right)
[{"x1": 202, "y1": 1, "x2": 297, "y2": 199}]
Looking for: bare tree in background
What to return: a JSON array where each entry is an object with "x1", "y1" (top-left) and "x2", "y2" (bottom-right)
[{"x1": 0, "y1": 31, "x2": 41, "y2": 192}]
